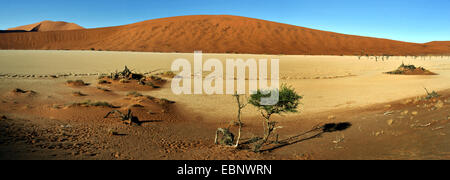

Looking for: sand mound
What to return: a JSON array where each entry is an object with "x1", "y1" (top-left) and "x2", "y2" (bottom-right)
[
  {"x1": 1, "y1": 15, "x2": 450, "y2": 55},
  {"x1": 7, "y1": 20, "x2": 84, "y2": 32},
  {"x1": 97, "y1": 66, "x2": 166, "y2": 91},
  {"x1": 385, "y1": 63, "x2": 437, "y2": 75}
]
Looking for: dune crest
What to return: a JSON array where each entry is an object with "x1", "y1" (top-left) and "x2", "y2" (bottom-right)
[
  {"x1": 7, "y1": 20, "x2": 84, "y2": 32},
  {"x1": 1, "y1": 15, "x2": 450, "y2": 55}
]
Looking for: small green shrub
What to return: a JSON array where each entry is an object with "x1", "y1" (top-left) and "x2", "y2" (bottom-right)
[
  {"x1": 424, "y1": 88, "x2": 440, "y2": 100},
  {"x1": 386, "y1": 63, "x2": 428, "y2": 75}
]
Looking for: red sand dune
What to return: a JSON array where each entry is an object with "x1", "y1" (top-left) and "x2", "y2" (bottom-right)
[
  {"x1": 7, "y1": 20, "x2": 84, "y2": 32},
  {"x1": 425, "y1": 41, "x2": 450, "y2": 47},
  {"x1": 1, "y1": 15, "x2": 449, "y2": 55}
]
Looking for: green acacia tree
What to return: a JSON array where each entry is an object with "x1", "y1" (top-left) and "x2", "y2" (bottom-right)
[{"x1": 249, "y1": 84, "x2": 302, "y2": 152}]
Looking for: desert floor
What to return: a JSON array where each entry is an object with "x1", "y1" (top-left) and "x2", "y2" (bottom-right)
[{"x1": 0, "y1": 50, "x2": 449, "y2": 160}]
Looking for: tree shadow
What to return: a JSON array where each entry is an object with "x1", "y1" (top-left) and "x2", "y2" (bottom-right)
[
  {"x1": 260, "y1": 122, "x2": 352, "y2": 152},
  {"x1": 240, "y1": 137, "x2": 263, "y2": 145},
  {"x1": 322, "y1": 122, "x2": 352, "y2": 132},
  {"x1": 112, "y1": 133, "x2": 128, "y2": 136},
  {"x1": 135, "y1": 120, "x2": 163, "y2": 126}
]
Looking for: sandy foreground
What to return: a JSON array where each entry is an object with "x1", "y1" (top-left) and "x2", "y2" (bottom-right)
[{"x1": 0, "y1": 50, "x2": 450, "y2": 160}]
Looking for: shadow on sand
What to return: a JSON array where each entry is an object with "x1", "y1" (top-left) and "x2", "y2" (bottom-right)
[
  {"x1": 137, "y1": 120, "x2": 163, "y2": 125},
  {"x1": 240, "y1": 122, "x2": 352, "y2": 152}
]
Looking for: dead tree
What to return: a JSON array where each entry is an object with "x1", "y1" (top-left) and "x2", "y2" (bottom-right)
[
  {"x1": 214, "y1": 128, "x2": 235, "y2": 146},
  {"x1": 231, "y1": 92, "x2": 248, "y2": 148},
  {"x1": 104, "y1": 109, "x2": 140, "y2": 126},
  {"x1": 122, "y1": 66, "x2": 132, "y2": 77}
]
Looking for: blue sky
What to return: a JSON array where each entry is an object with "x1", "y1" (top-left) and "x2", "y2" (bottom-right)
[{"x1": 1, "y1": 0, "x2": 449, "y2": 43}]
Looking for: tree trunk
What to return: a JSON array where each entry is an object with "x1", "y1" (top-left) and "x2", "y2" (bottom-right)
[
  {"x1": 262, "y1": 118, "x2": 272, "y2": 143},
  {"x1": 255, "y1": 116, "x2": 272, "y2": 152},
  {"x1": 233, "y1": 93, "x2": 246, "y2": 148},
  {"x1": 234, "y1": 109, "x2": 242, "y2": 148}
]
